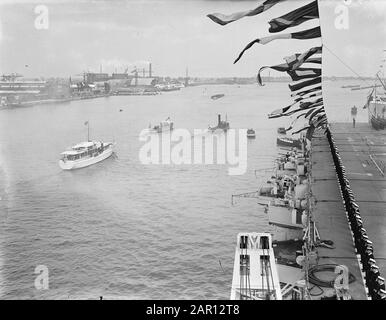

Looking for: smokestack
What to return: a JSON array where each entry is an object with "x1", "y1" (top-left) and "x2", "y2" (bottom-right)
[
  {"x1": 149, "y1": 63, "x2": 152, "y2": 78},
  {"x1": 218, "y1": 114, "x2": 221, "y2": 125}
]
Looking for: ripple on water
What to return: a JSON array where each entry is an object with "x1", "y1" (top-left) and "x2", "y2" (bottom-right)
[{"x1": 0, "y1": 83, "x2": 358, "y2": 299}]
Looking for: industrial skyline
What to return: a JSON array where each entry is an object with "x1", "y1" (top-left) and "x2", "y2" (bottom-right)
[{"x1": 0, "y1": 1, "x2": 385, "y2": 78}]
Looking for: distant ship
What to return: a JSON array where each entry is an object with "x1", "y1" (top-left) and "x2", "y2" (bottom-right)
[
  {"x1": 147, "y1": 117, "x2": 174, "y2": 133},
  {"x1": 208, "y1": 114, "x2": 229, "y2": 132},
  {"x1": 230, "y1": 233, "x2": 282, "y2": 300},
  {"x1": 154, "y1": 82, "x2": 183, "y2": 92},
  {"x1": 247, "y1": 128, "x2": 256, "y2": 138},
  {"x1": 211, "y1": 94, "x2": 225, "y2": 100}
]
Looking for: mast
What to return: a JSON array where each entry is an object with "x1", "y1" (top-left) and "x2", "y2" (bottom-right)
[{"x1": 85, "y1": 121, "x2": 90, "y2": 141}]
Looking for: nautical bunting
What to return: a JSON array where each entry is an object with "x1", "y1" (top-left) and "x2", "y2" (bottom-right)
[
  {"x1": 287, "y1": 68, "x2": 321, "y2": 81},
  {"x1": 291, "y1": 126, "x2": 310, "y2": 135},
  {"x1": 289, "y1": 76, "x2": 321, "y2": 92},
  {"x1": 294, "y1": 91, "x2": 322, "y2": 102},
  {"x1": 304, "y1": 106, "x2": 319, "y2": 118},
  {"x1": 207, "y1": 0, "x2": 286, "y2": 26},
  {"x1": 206, "y1": 0, "x2": 328, "y2": 131},
  {"x1": 307, "y1": 106, "x2": 325, "y2": 121},
  {"x1": 291, "y1": 85, "x2": 321, "y2": 97},
  {"x1": 304, "y1": 104, "x2": 325, "y2": 117},
  {"x1": 268, "y1": 103, "x2": 295, "y2": 118},
  {"x1": 300, "y1": 97, "x2": 323, "y2": 107},
  {"x1": 304, "y1": 57, "x2": 322, "y2": 64},
  {"x1": 306, "y1": 124, "x2": 316, "y2": 141},
  {"x1": 284, "y1": 46, "x2": 322, "y2": 68},
  {"x1": 234, "y1": 27, "x2": 321, "y2": 63},
  {"x1": 268, "y1": 96, "x2": 323, "y2": 119},
  {"x1": 363, "y1": 88, "x2": 375, "y2": 109},
  {"x1": 268, "y1": 0, "x2": 319, "y2": 33},
  {"x1": 285, "y1": 111, "x2": 308, "y2": 131},
  {"x1": 257, "y1": 46, "x2": 322, "y2": 85},
  {"x1": 313, "y1": 114, "x2": 327, "y2": 127},
  {"x1": 269, "y1": 102, "x2": 322, "y2": 119},
  {"x1": 300, "y1": 100, "x2": 323, "y2": 111}
]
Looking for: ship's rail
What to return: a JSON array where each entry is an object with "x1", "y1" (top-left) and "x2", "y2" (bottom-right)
[{"x1": 326, "y1": 127, "x2": 385, "y2": 300}]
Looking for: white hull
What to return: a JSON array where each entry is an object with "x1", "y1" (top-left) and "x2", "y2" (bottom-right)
[
  {"x1": 230, "y1": 233, "x2": 282, "y2": 300},
  {"x1": 59, "y1": 145, "x2": 113, "y2": 170}
]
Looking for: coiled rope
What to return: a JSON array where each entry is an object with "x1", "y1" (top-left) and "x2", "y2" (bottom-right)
[{"x1": 308, "y1": 264, "x2": 356, "y2": 288}]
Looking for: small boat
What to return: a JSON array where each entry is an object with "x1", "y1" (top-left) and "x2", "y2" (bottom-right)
[
  {"x1": 266, "y1": 204, "x2": 306, "y2": 230},
  {"x1": 247, "y1": 128, "x2": 256, "y2": 138},
  {"x1": 59, "y1": 122, "x2": 114, "y2": 170},
  {"x1": 211, "y1": 94, "x2": 225, "y2": 100},
  {"x1": 277, "y1": 127, "x2": 286, "y2": 134},
  {"x1": 148, "y1": 117, "x2": 174, "y2": 133},
  {"x1": 208, "y1": 114, "x2": 229, "y2": 132},
  {"x1": 59, "y1": 141, "x2": 114, "y2": 170},
  {"x1": 230, "y1": 232, "x2": 282, "y2": 300},
  {"x1": 277, "y1": 136, "x2": 302, "y2": 149}
]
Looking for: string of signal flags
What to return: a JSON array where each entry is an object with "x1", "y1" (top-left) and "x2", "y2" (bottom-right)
[{"x1": 207, "y1": 0, "x2": 327, "y2": 141}]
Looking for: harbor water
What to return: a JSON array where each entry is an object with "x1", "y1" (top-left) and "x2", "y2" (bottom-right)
[{"x1": 0, "y1": 81, "x2": 366, "y2": 299}]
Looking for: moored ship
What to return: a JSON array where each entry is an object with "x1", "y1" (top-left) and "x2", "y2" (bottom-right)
[
  {"x1": 364, "y1": 72, "x2": 386, "y2": 130},
  {"x1": 368, "y1": 92, "x2": 386, "y2": 130}
]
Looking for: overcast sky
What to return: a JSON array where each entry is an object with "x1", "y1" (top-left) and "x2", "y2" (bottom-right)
[{"x1": 0, "y1": 0, "x2": 385, "y2": 78}]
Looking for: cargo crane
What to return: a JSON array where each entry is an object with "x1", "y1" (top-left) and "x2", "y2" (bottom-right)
[{"x1": 131, "y1": 64, "x2": 153, "y2": 86}]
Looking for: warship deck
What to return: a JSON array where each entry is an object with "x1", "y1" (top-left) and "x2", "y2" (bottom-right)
[
  {"x1": 310, "y1": 129, "x2": 367, "y2": 299},
  {"x1": 329, "y1": 123, "x2": 386, "y2": 279}
]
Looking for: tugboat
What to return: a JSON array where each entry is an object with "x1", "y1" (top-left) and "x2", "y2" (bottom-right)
[
  {"x1": 208, "y1": 114, "x2": 230, "y2": 132},
  {"x1": 59, "y1": 122, "x2": 114, "y2": 170},
  {"x1": 247, "y1": 128, "x2": 256, "y2": 138},
  {"x1": 148, "y1": 117, "x2": 174, "y2": 133},
  {"x1": 230, "y1": 233, "x2": 282, "y2": 300}
]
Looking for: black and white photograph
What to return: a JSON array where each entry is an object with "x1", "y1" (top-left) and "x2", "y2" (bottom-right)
[{"x1": 0, "y1": 0, "x2": 385, "y2": 308}]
